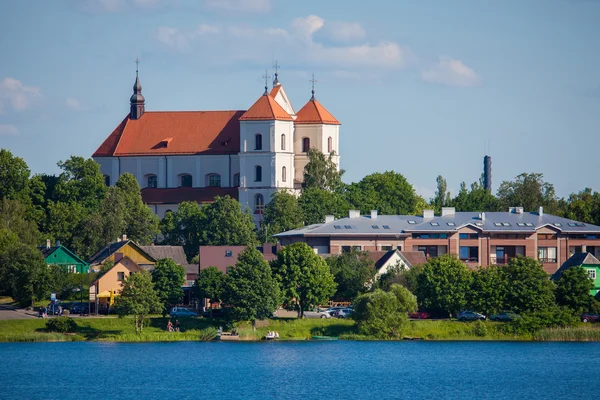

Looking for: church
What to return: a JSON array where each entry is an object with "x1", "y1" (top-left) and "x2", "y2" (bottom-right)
[{"x1": 92, "y1": 67, "x2": 341, "y2": 222}]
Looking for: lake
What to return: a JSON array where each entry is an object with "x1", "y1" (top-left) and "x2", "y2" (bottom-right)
[{"x1": 1, "y1": 341, "x2": 598, "y2": 399}]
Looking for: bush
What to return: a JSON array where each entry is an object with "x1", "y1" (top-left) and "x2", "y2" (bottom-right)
[
  {"x1": 353, "y1": 289, "x2": 408, "y2": 339},
  {"x1": 472, "y1": 320, "x2": 487, "y2": 337},
  {"x1": 501, "y1": 306, "x2": 578, "y2": 335},
  {"x1": 46, "y1": 317, "x2": 77, "y2": 333}
]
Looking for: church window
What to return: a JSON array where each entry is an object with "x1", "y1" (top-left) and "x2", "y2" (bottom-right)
[
  {"x1": 281, "y1": 134, "x2": 286, "y2": 150},
  {"x1": 282, "y1": 166, "x2": 287, "y2": 182},
  {"x1": 255, "y1": 194, "x2": 264, "y2": 212},
  {"x1": 255, "y1": 166, "x2": 262, "y2": 182},
  {"x1": 328, "y1": 136, "x2": 333, "y2": 153},
  {"x1": 104, "y1": 175, "x2": 110, "y2": 186},
  {"x1": 255, "y1": 134, "x2": 262, "y2": 150},
  {"x1": 207, "y1": 174, "x2": 221, "y2": 187},
  {"x1": 147, "y1": 175, "x2": 157, "y2": 188},
  {"x1": 233, "y1": 173, "x2": 240, "y2": 187},
  {"x1": 180, "y1": 174, "x2": 192, "y2": 187},
  {"x1": 302, "y1": 137, "x2": 310, "y2": 152}
]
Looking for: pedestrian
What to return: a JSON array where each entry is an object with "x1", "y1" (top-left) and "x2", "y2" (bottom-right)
[
  {"x1": 43, "y1": 307, "x2": 48, "y2": 318},
  {"x1": 167, "y1": 320, "x2": 173, "y2": 332},
  {"x1": 175, "y1": 319, "x2": 180, "y2": 332},
  {"x1": 58, "y1": 306, "x2": 63, "y2": 317},
  {"x1": 38, "y1": 307, "x2": 43, "y2": 318}
]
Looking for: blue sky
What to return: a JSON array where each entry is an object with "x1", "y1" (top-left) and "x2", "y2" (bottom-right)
[{"x1": 1, "y1": 0, "x2": 599, "y2": 199}]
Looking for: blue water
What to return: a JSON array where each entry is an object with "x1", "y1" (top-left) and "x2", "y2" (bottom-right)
[{"x1": 1, "y1": 341, "x2": 598, "y2": 399}]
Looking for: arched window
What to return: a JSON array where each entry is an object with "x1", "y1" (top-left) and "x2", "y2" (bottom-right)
[
  {"x1": 103, "y1": 175, "x2": 110, "y2": 186},
  {"x1": 147, "y1": 174, "x2": 157, "y2": 188},
  {"x1": 302, "y1": 137, "x2": 310, "y2": 152},
  {"x1": 328, "y1": 136, "x2": 333, "y2": 153},
  {"x1": 180, "y1": 174, "x2": 192, "y2": 187},
  {"x1": 282, "y1": 166, "x2": 287, "y2": 182},
  {"x1": 233, "y1": 173, "x2": 240, "y2": 187},
  {"x1": 255, "y1": 134, "x2": 262, "y2": 150},
  {"x1": 255, "y1": 165, "x2": 262, "y2": 182},
  {"x1": 281, "y1": 134, "x2": 286, "y2": 150},
  {"x1": 206, "y1": 173, "x2": 221, "y2": 187},
  {"x1": 255, "y1": 194, "x2": 264, "y2": 212}
]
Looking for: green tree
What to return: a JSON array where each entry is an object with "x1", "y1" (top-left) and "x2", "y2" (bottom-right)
[
  {"x1": 259, "y1": 190, "x2": 304, "y2": 242},
  {"x1": 388, "y1": 284, "x2": 418, "y2": 313},
  {"x1": 151, "y1": 258, "x2": 186, "y2": 316},
  {"x1": 221, "y1": 248, "x2": 280, "y2": 326},
  {"x1": 115, "y1": 173, "x2": 159, "y2": 244},
  {"x1": 496, "y1": 173, "x2": 557, "y2": 213},
  {"x1": 555, "y1": 267, "x2": 594, "y2": 314},
  {"x1": 159, "y1": 202, "x2": 205, "y2": 259},
  {"x1": 353, "y1": 289, "x2": 408, "y2": 338},
  {"x1": 201, "y1": 196, "x2": 257, "y2": 247},
  {"x1": 54, "y1": 156, "x2": 106, "y2": 209},
  {"x1": 0, "y1": 149, "x2": 30, "y2": 201},
  {"x1": 503, "y1": 256, "x2": 555, "y2": 313},
  {"x1": 468, "y1": 266, "x2": 509, "y2": 316},
  {"x1": 195, "y1": 266, "x2": 226, "y2": 316},
  {"x1": 271, "y1": 242, "x2": 337, "y2": 317},
  {"x1": 298, "y1": 187, "x2": 350, "y2": 225},
  {"x1": 302, "y1": 149, "x2": 344, "y2": 192},
  {"x1": 326, "y1": 251, "x2": 376, "y2": 300},
  {"x1": 344, "y1": 171, "x2": 417, "y2": 215},
  {"x1": 450, "y1": 181, "x2": 501, "y2": 212},
  {"x1": 416, "y1": 254, "x2": 473, "y2": 317},
  {"x1": 564, "y1": 188, "x2": 600, "y2": 226},
  {"x1": 432, "y1": 175, "x2": 450, "y2": 213},
  {"x1": 0, "y1": 198, "x2": 40, "y2": 246},
  {"x1": 114, "y1": 271, "x2": 161, "y2": 334}
]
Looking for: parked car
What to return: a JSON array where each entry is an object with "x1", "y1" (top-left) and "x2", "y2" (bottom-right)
[
  {"x1": 581, "y1": 313, "x2": 600, "y2": 323},
  {"x1": 457, "y1": 311, "x2": 486, "y2": 321},
  {"x1": 68, "y1": 302, "x2": 89, "y2": 315},
  {"x1": 304, "y1": 309, "x2": 332, "y2": 319},
  {"x1": 170, "y1": 307, "x2": 197, "y2": 318},
  {"x1": 202, "y1": 308, "x2": 227, "y2": 318},
  {"x1": 489, "y1": 312, "x2": 520, "y2": 322},
  {"x1": 326, "y1": 306, "x2": 346, "y2": 316},
  {"x1": 408, "y1": 311, "x2": 431, "y2": 319},
  {"x1": 46, "y1": 302, "x2": 63, "y2": 315},
  {"x1": 335, "y1": 308, "x2": 354, "y2": 319}
]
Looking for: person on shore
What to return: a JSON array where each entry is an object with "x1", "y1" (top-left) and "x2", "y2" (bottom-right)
[
  {"x1": 167, "y1": 320, "x2": 173, "y2": 332},
  {"x1": 175, "y1": 319, "x2": 180, "y2": 332},
  {"x1": 43, "y1": 307, "x2": 48, "y2": 318},
  {"x1": 58, "y1": 306, "x2": 63, "y2": 317},
  {"x1": 38, "y1": 307, "x2": 43, "y2": 318},
  {"x1": 275, "y1": 331, "x2": 279, "y2": 339}
]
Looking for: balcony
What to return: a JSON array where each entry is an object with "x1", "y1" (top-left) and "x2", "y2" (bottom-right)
[{"x1": 490, "y1": 255, "x2": 515, "y2": 265}]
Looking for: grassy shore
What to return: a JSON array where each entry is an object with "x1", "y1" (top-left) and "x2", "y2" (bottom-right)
[{"x1": 2, "y1": 317, "x2": 600, "y2": 342}]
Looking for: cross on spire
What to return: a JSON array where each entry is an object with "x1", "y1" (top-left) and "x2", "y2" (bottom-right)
[
  {"x1": 272, "y1": 60, "x2": 280, "y2": 86},
  {"x1": 262, "y1": 69, "x2": 271, "y2": 95},
  {"x1": 309, "y1": 73, "x2": 317, "y2": 100},
  {"x1": 135, "y1": 57, "x2": 140, "y2": 77}
]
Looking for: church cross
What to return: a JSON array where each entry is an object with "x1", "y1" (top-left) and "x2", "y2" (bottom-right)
[
  {"x1": 135, "y1": 57, "x2": 140, "y2": 77},
  {"x1": 310, "y1": 73, "x2": 317, "y2": 99},
  {"x1": 273, "y1": 60, "x2": 279, "y2": 76},
  {"x1": 262, "y1": 69, "x2": 271, "y2": 94}
]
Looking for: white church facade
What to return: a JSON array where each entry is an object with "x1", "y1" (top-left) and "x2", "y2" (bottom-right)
[{"x1": 92, "y1": 70, "x2": 341, "y2": 222}]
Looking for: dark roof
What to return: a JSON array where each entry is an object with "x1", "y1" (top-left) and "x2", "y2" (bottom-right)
[
  {"x1": 364, "y1": 251, "x2": 396, "y2": 270},
  {"x1": 141, "y1": 187, "x2": 238, "y2": 205},
  {"x1": 139, "y1": 245, "x2": 188, "y2": 266},
  {"x1": 399, "y1": 251, "x2": 427, "y2": 267},
  {"x1": 553, "y1": 252, "x2": 600, "y2": 280}
]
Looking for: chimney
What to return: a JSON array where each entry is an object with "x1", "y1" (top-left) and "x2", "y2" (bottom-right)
[
  {"x1": 122, "y1": 234, "x2": 127, "y2": 241},
  {"x1": 423, "y1": 210, "x2": 434, "y2": 219},
  {"x1": 370, "y1": 210, "x2": 378, "y2": 219},
  {"x1": 480, "y1": 212, "x2": 486, "y2": 221},
  {"x1": 349, "y1": 210, "x2": 361, "y2": 219},
  {"x1": 117, "y1": 237, "x2": 121, "y2": 243},
  {"x1": 46, "y1": 239, "x2": 51, "y2": 249},
  {"x1": 582, "y1": 245, "x2": 587, "y2": 254},
  {"x1": 56, "y1": 240, "x2": 61, "y2": 246},
  {"x1": 114, "y1": 252, "x2": 123, "y2": 263},
  {"x1": 483, "y1": 155, "x2": 492, "y2": 192},
  {"x1": 441, "y1": 207, "x2": 455, "y2": 217},
  {"x1": 262, "y1": 243, "x2": 273, "y2": 255},
  {"x1": 538, "y1": 206, "x2": 543, "y2": 217},
  {"x1": 325, "y1": 215, "x2": 335, "y2": 223}
]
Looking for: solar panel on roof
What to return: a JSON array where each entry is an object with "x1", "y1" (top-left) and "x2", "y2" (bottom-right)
[
  {"x1": 372, "y1": 225, "x2": 379, "y2": 229},
  {"x1": 383, "y1": 225, "x2": 390, "y2": 229}
]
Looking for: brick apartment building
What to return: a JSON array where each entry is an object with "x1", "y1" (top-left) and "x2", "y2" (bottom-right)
[{"x1": 275, "y1": 207, "x2": 600, "y2": 274}]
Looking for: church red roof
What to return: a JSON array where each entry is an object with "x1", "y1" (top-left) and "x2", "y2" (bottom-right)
[
  {"x1": 295, "y1": 98, "x2": 340, "y2": 125},
  {"x1": 93, "y1": 111, "x2": 244, "y2": 157},
  {"x1": 239, "y1": 94, "x2": 293, "y2": 121}
]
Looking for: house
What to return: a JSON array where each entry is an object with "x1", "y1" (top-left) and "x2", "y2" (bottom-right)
[
  {"x1": 275, "y1": 207, "x2": 600, "y2": 274},
  {"x1": 553, "y1": 252, "x2": 600, "y2": 296},
  {"x1": 364, "y1": 250, "x2": 427, "y2": 279},
  {"x1": 38, "y1": 240, "x2": 89, "y2": 273},
  {"x1": 87, "y1": 236, "x2": 155, "y2": 272},
  {"x1": 89, "y1": 256, "x2": 143, "y2": 314},
  {"x1": 199, "y1": 243, "x2": 281, "y2": 274}
]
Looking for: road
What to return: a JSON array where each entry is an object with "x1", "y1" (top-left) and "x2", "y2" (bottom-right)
[{"x1": 0, "y1": 304, "x2": 37, "y2": 320}]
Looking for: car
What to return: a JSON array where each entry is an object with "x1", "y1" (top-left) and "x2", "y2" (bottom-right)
[
  {"x1": 457, "y1": 310, "x2": 486, "y2": 321},
  {"x1": 170, "y1": 307, "x2": 197, "y2": 318},
  {"x1": 408, "y1": 311, "x2": 431, "y2": 319},
  {"x1": 335, "y1": 308, "x2": 354, "y2": 319},
  {"x1": 581, "y1": 313, "x2": 600, "y2": 323},
  {"x1": 46, "y1": 302, "x2": 63, "y2": 315},
  {"x1": 326, "y1": 306, "x2": 346, "y2": 316},
  {"x1": 490, "y1": 312, "x2": 519, "y2": 322},
  {"x1": 68, "y1": 302, "x2": 89, "y2": 315},
  {"x1": 303, "y1": 309, "x2": 332, "y2": 319}
]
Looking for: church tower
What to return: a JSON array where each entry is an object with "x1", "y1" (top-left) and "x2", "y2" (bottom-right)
[
  {"x1": 293, "y1": 75, "x2": 341, "y2": 187},
  {"x1": 238, "y1": 72, "x2": 296, "y2": 223},
  {"x1": 130, "y1": 59, "x2": 145, "y2": 120}
]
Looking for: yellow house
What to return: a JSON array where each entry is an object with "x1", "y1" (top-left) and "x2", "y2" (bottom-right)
[
  {"x1": 87, "y1": 236, "x2": 156, "y2": 272},
  {"x1": 89, "y1": 256, "x2": 143, "y2": 314}
]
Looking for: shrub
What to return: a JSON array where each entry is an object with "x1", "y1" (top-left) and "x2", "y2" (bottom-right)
[
  {"x1": 353, "y1": 289, "x2": 408, "y2": 339},
  {"x1": 472, "y1": 320, "x2": 487, "y2": 337},
  {"x1": 46, "y1": 317, "x2": 77, "y2": 333},
  {"x1": 501, "y1": 306, "x2": 578, "y2": 335}
]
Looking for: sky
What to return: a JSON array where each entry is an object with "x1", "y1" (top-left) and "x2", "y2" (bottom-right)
[{"x1": 1, "y1": 0, "x2": 599, "y2": 200}]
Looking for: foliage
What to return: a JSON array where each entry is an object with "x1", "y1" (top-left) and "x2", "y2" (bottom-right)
[
  {"x1": 151, "y1": 258, "x2": 186, "y2": 316},
  {"x1": 472, "y1": 320, "x2": 488, "y2": 337},
  {"x1": 259, "y1": 190, "x2": 303, "y2": 242},
  {"x1": 298, "y1": 187, "x2": 350, "y2": 225},
  {"x1": 353, "y1": 289, "x2": 408, "y2": 338},
  {"x1": 46, "y1": 317, "x2": 77, "y2": 333},
  {"x1": 194, "y1": 266, "x2": 225, "y2": 308},
  {"x1": 416, "y1": 254, "x2": 473, "y2": 317},
  {"x1": 271, "y1": 242, "x2": 336, "y2": 317},
  {"x1": 432, "y1": 175, "x2": 450, "y2": 213},
  {"x1": 496, "y1": 173, "x2": 558, "y2": 213},
  {"x1": 555, "y1": 267, "x2": 594, "y2": 314},
  {"x1": 0, "y1": 149, "x2": 30, "y2": 202},
  {"x1": 326, "y1": 251, "x2": 376, "y2": 300},
  {"x1": 468, "y1": 266, "x2": 509, "y2": 316},
  {"x1": 450, "y1": 181, "x2": 501, "y2": 212},
  {"x1": 501, "y1": 306, "x2": 578, "y2": 335},
  {"x1": 302, "y1": 149, "x2": 344, "y2": 192},
  {"x1": 114, "y1": 271, "x2": 162, "y2": 334},
  {"x1": 344, "y1": 171, "x2": 417, "y2": 215},
  {"x1": 114, "y1": 173, "x2": 159, "y2": 244},
  {"x1": 503, "y1": 256, "x2": 555, "y2": 313},
  {"x1": 201, "y1": 196, "x2": 257, "y2": 246},
  {"x1": 388, "y1": 284, "x2": 418, "y2": 313},
  {"x1": 376, "y1": 263, "x2": 423, "y2": 294},
  {"x1": 564, "y1": 188, "x2": 600, "y2": 227},
  {"x1": 221, "y1": 247, "x2": 280, "y2": 323},
  {"x1": 159, "y1": 202, "x2": 204, "y2": 258},
  {"x1": 54, "y1": 156, "x2": 106, "y2": 209},
  {"x1": 0, "y1": 198, "x2": 40, "y2": 246}
]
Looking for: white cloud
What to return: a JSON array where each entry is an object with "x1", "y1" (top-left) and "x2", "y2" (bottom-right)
[
  {"x1": 80, "y1": 0, "x2": 125, "y2": 13},
  {"x1": 292, "y1": 15, "x2": 325, "y2": 43},
  {"x1": 156, "y1": 24, "x2": 219, "y2": 52},
  {"x1": 0, "y1": 77, "x2": 42, "y2": 111},
  {"x1": 203, "y1": 0, "x2": 272, "y2": 13},
  {"x1": 66, "y1": 97, "x2": 83, "y2": 110},
  {"x1": 313, "y1": 42, "x2": 410, "y2": 68},
  {"x1": 421, "y1": 57, "x2": 481, "y2": 87},
  {"x1": 325, "y1": 21, "x2": 365, "y2": 42},
  {"x1": 0, "y1": 125, "x2": 19, "y2": 136}
]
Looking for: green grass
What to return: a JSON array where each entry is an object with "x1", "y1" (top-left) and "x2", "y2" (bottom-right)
[
  {"x1": 236, "y1": 318, "x2": 356, "y2": 340},
  {"x1": 534, "y1": 326, "x2": 600, "y2": 341}
]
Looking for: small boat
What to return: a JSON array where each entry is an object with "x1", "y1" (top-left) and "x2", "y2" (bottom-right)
[
  {"x1": 311, "y1": 336, "x2": 339, "y2": 341},
  {"x1": 217, "y1": 332, "x2": 240, "y2": 341}
]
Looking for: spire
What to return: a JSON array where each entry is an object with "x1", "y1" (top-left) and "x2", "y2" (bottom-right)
[
  {"x1": 272, "y1": 60, "x2": 280, "y2": 87},
  {"x1": 262, "y1": 69, "x2": 270, "y2": 96},
  {"x1": 130, "y1": 57, "x2": 145, "y2": 120},
  {"x1": 309, "y1": 73, "x2": 317, "y2": 100}
]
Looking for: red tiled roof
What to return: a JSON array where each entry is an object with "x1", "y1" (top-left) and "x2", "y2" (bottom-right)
[
  {"x1": 400, "y1": 251, "x2": 427, "y2": 267},
  {"x1": 295, "y1": 98, "x2": 340, "y2": 125},
  {"x1": 92, "y1": 111, "x2": 244, "y2": 157},
  {"x1": 141, "y1": 187, "x2": 238, "y2": 204},
  {"x1": 269, "y1": 86, "x2": 282, "y2": 98},
  {"x1": 239, "y1": 94, "x2": 293, "y2": 121}
]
